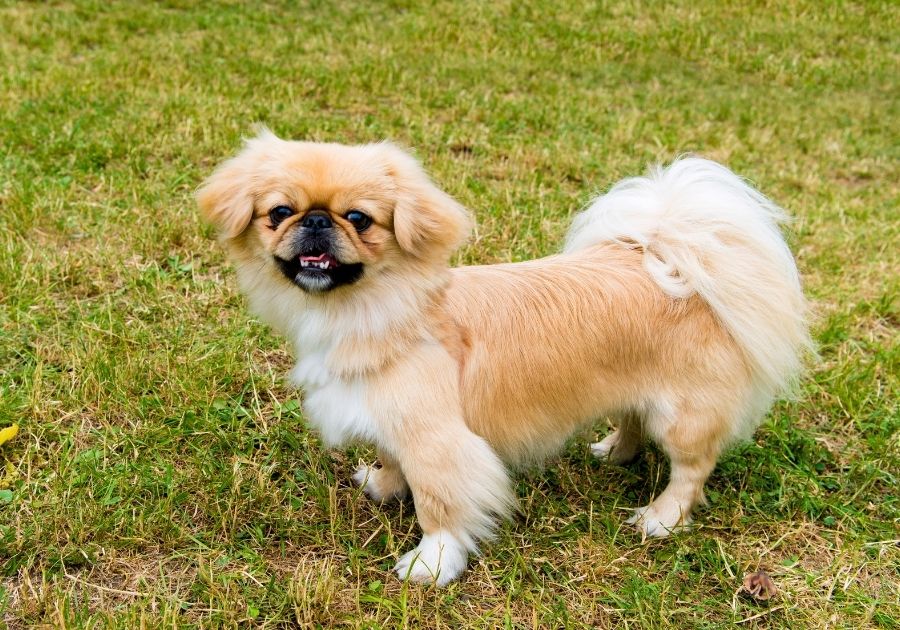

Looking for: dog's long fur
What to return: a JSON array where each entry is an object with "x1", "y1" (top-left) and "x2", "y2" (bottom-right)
[{"x1": 198, "y1": 130, "x2": 811, "y2": 585}]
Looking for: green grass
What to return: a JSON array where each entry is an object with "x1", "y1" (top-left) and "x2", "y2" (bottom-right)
[{"x1": 1, "y1": 0, "x2": 897, "y2": 627}]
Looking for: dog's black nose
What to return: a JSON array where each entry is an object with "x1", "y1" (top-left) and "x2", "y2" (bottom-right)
[{"x1": 302, "y1": 211, "x2": 332, "y2": 230}]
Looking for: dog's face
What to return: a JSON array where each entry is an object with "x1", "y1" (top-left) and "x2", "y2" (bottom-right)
[{"x1": 198, "y1": 130, "x2": 471, "y2": 294}]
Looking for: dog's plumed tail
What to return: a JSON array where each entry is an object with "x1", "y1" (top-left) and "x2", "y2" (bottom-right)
[{"x1": 565, "y1": 158, "x2": 812, "y2": 435}]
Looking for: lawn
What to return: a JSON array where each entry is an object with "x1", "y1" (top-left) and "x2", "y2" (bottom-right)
[{"x1": 1, "y1": 0, "x2": 897, "y2": 627}]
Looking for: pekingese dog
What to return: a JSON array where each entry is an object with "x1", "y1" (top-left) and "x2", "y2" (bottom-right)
[{"x1": 198, "y1": 129, "x2": 810, "y2": 586}]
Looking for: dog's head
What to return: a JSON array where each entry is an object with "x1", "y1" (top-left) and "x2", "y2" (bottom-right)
[{"x1": 197, "y1": 129, "x2": 471, "y2": 294}]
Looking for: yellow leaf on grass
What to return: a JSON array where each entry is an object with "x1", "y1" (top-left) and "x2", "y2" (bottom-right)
[{"x1": 0, "y1": 424, "x2": 18, "y2": 447}]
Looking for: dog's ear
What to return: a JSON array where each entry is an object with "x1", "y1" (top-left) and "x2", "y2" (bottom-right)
[
  {"x1": 197, "y1": 128, "x2": 283, "y2": 239},
  {"x1": 196, "y1": 159, "x2": 256, "y2": 239},
  {"x1": 380, "y1": 143, "x2": 472, "y2": 261}
]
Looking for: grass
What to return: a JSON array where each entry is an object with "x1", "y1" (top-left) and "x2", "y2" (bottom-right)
[{"x1": 0, "y1": 0, "x2": 897, "y2": 627}]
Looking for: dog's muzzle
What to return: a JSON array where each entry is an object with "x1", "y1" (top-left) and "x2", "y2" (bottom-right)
[{"x1": 275, "y1": 215, "x2": 364, "y2": 293}]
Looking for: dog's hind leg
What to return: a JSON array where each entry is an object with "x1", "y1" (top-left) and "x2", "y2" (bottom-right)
[
  {"x1": 627, "y1": 402, "x2": 728, "y2": 537},
  {"x1": 591, "y1": 411, "x2": 644, "y2": 465}
]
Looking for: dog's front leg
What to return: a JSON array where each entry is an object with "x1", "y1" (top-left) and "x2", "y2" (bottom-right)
[
  {"x1": 377, "y1": 347, "x2": 515, "y2": 586},
  {"x1": 352, "y1": 450, "x2": 409, "y2": 502},
  {"x1": 391, "y1": 425, "x2": 512, "y2": 586}
]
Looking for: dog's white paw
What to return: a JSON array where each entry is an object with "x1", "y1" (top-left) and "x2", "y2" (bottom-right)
[
  {"x1": 394, "y1": 531, "x2": 468, "y2": 586},
  {"x1": 590, "y1": 434, "x2": 617, "y2": 459},
  {"x1": 351, "y1": 464, "x2": 375, "y2": 494},
  {"x1": 590, "y1": 430, "x2": 639, "y2": 465},
  {"x1": 626, "y1": 502, "x2": 691, "y2": 538},
  {"x1": 352, "y1": 463, "x2": 408, "y2": 503}
]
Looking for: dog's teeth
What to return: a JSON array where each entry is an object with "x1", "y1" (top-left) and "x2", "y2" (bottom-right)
[{"x1": 299, "y1": 258, "x2": 332, "y2": 270}]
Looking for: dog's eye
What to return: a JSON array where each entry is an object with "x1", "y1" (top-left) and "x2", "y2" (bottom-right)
[
  {"x1": 345, "y1": 210, "x2": 372, "y2": 232},
  {"x1": 268, "y1": 205, "x2": 295, "y2": 226}
]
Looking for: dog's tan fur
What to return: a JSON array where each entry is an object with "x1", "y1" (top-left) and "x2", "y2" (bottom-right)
[{"x1": 198, "y1": 130, "x2": 809, "y2": 585}]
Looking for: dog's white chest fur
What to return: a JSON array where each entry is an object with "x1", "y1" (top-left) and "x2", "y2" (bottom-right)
[
  {"x1": 287, "y1": 316, "x2": 377, "y2": 448},
  {"x1": 243, "y1": 271, "x2": 429, "y2": 450},
  {"x1": 290, "y1": 354, "x2": 376, "y2": 447}
]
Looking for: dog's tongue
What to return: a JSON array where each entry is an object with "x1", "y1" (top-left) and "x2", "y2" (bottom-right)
[{"x1": 300, "y1": 253, "x2": 329, "y2": 263}]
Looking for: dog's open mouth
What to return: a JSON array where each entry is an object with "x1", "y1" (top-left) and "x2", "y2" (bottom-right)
[
  {"x1": 299, "y1": 252, "x2": 340, "y2": 270},
  {"x1": 275, "y1": 250, "x2": 364, "y2": 293}
]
